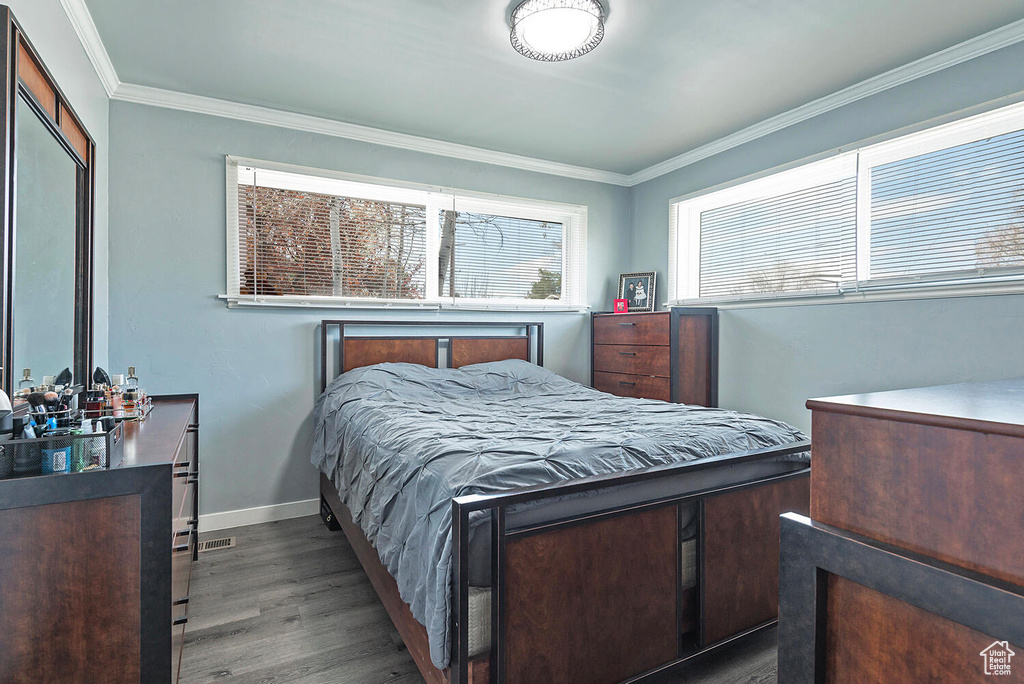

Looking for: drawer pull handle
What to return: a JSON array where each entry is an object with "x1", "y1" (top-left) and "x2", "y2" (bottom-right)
[
  {"x1": 174, "y1": 528, "x2": 191, "y2": 538},
  {"x1": 173, "y1": 470, "x2": 189, "y2": 479},
  {"x1": 618, "y1": 381, "x2": 636, "y2": 386},
  {"x1": 173, "y1": 597, "x2": 190, "y2": 606},
  {"x1": 173, "y1": 530, "x2": 192, "y2": 553},
  {"x1": 172, "y1": 617, "x2": 188, "y2": 627},
  {"x1": 618, "y1": 351, "x2": 637, "y2": 356},
  {"x1": 187, "y1": 475, "x2": 199, "y2": 485},
  {"x1": 175, "y1": 461, "x2": 191, "y2": 470},
  {"x1": 617, "y1": 322, "x2": 636, "y2": 327}
]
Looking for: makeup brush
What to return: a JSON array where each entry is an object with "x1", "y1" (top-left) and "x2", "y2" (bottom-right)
[
  {"x1": 92, "y1": 366, "x2": 111, "y2": 388},
  {"x1": 26, "y1": 391, "x2": 48, "y2": 422},
  {"x1": 43, "y1": 391, "x2": 60, "y2": 414},
  {"x1": 54, "y1": 367, "x2": 73, "y2": 391}
]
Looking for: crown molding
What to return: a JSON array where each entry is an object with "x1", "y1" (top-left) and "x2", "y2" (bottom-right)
[
  {"x1": 110, "y1": 83, "x2": 633, "y2": 185},
  {"x1": 58, "y1": 0, "x2": 119, "y2": 97},
  {"x1": 60, "y1": 0, "x2": 1024, "y2": 188},
  {"x1": 628, "y1": 17, "x2": 1024, "y2": 186}
]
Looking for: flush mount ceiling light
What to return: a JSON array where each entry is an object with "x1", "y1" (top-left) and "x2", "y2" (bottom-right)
[{"x1": 510, "y1": 0, "x2": 605, "y2": 62}]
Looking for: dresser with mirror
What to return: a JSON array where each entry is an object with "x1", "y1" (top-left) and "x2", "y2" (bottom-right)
[{"x1": 0, "y1": 7, "x2": 199, "y2": 683}]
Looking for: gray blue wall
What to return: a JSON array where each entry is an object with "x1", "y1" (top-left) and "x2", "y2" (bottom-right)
[
  {"x1": 107, "y1": 101, "x2": 631, "y2": 516},
  {"x1": 630, "y1": 41, "x2": 1024, "y2": 433},
  {"x1": 106, "y1": 34, "x2": 1024, "y2": 517},
  {"x1": 11, "y1": 0, "x2": 109, "y2": 369}
]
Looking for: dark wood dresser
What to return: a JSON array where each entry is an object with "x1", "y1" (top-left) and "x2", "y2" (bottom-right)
[
  {"x1": 0, "y1": 394, "x2": 199, "y2": 684},
  {"x1": 779, "y1": 379, "x2": 1024, "y2": 683},
  {"x1": 591, "y1": 308, "x2": 717, "y2": 406}
]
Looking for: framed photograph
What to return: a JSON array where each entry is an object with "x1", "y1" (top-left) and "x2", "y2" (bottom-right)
[
  {"x1": 613, "y1": 299, "x2": 628, "y2": 314},
  {"x1": 617, "y1": 272, "x2": 656, "y2": 313}
]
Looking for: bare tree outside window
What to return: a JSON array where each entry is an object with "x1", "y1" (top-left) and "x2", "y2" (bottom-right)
[
  {"x1": 239, "y1": 184, "x2": 426, "y2": 298},
  {"x1": 437, "y1": 210, "x2": 562, "y2": 300},
  {"x1": 975, "y1": 190, "x2": 1024, "y2": 269}
]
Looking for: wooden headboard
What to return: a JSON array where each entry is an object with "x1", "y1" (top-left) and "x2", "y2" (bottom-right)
[{"x1": 319, "y1": 320, "x2": 544, "y2": 392}]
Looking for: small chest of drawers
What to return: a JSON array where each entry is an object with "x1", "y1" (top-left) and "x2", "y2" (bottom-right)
[{"x1": 591, "y1": 308, "x2": 717, "y2": 406}]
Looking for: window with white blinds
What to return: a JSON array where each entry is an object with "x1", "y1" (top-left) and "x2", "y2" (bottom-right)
[
  {"x1": 868, "y1": 128, "x2": 1024, "y2": 282},
  {"x1": 225, "y1": 158, "x2": 587, "y2": 309},
  {"x1": 670, "y1": 98, "x2": 1024, "y2": 305}
]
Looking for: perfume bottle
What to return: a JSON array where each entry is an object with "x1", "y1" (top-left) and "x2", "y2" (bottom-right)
[{"x1": 125, "y1": 366, "x2": 139, "y2": 391}]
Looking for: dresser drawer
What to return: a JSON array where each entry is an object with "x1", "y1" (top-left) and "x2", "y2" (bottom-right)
[
  {"x1": 172, "y1": 466, "x2": 192, "y2": 523},
  {"x1": 594, "y1": 372, "x2": 671, "y2": 402},
  {"x1": 593, "y1": 313, "x2": 669, "y2": 346},
  {"x1": 594, "y1": 345, "x2": 669, "y2": 377}
]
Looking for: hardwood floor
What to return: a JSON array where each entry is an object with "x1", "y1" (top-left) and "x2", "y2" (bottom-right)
[{"x1": 181, "y1": 516, "x2": 778, "y2": 684}]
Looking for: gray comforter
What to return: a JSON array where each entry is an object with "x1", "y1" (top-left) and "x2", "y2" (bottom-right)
[{"x1": 311, "y1": 360, "x2": 807, "y2": 669}]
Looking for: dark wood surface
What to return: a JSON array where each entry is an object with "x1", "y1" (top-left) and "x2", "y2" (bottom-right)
[
  {"x1": 450, "y1": 337, "x2": 528, "y2": 368},
  {"x1": 180, "y1": 516, "x2": 780, "y2": 684},
  {"x1": 592, "y1": 310, "x2": 717, "y2": 407},
  {"x1": 121, "y1": 397, "x2": 197, "y2": 467},
  {"x1": 825, "y1": 575, "x2": 1023, "y2": 683},
  {"x1": 593, "y1": 370, "x2": 671, "y2": 401},
  {"x1": 671, "y1": 313, "x2": 714, "y2": 407},
  {"x1": 702, "y1": 476, "x2": 809, "y2": 646},
  {"x1": 780, "y1": 378, "x2": 1024, "y2": 682},
  {"x1": 343, "y1": 337, "x2": 438, "y2": 372},
  {"x1": 810, "y1": 409, "x2": 1024, "y2": 587},
  {"x1": 0, "y1": 495, "x2": 141, "y2": 683},
  {"x1": 16, "y1": 40, "x2": 55, "y2": 118},
  {"x1": 593, "y1": 311, "x2": 670, "y2": 346},
  {"x1": 0, "y1": 395, "x2": 197, "y2": 684},
  {"x1": 59, "y1": 102, "x2": 90, "y2": 161},
  {"x1": 593, "y1": 343, "x2": 671, "y2": 376},
  {"x1": 504, "y1": 505, "x2": 678, "y2": 684},
  {"x1": 806, "y1": 377, "x2": 1024, "y2": 437}
]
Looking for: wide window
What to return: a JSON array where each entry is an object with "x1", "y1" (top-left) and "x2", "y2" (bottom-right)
[
  {"x1": 225, "y1": 158, "x2": 587, "y2": 309},
  {"x1": 669, "y1": 100, "x2": 1024, "y2": 304}
]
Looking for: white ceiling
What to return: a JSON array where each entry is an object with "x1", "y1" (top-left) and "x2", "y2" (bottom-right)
[{"x1": 83, "y1": 0, "x2": 1024, "y2": 175}]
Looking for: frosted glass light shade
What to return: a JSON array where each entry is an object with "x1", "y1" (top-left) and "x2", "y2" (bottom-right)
[{"x1": 510, "y1": 0, "x2": 605, "y2": 62}]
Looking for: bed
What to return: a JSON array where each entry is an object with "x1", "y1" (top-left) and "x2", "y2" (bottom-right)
[{"x1": 312, "y1": 319, "x2": 810, "y2": 684}]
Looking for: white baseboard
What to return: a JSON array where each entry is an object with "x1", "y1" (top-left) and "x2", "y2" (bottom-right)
[{"x1": 198, "y1": 498, "x2": 320, "y2": 533}]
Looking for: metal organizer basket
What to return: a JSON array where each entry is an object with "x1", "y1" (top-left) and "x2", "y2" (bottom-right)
[{"x1": 0, "y1": 420, "x2": 124, "y2": 480}]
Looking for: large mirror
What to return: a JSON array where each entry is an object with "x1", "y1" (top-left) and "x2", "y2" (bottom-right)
[
  {"x1": 12, "y1": 95, "x2": 78, "y2": 388},
  {"x1": 1, "y1": 7, "x2": 95, "y2": 398}
]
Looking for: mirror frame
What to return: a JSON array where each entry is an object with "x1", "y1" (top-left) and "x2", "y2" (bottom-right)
[{"x1": 0, "y1": 6, "x2": 95, "y2": 397}]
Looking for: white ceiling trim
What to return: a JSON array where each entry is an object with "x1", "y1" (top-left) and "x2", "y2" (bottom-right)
[
  {"x1": 111, "y1": 83, "x2": 633, "y2": 185},
  {"x1": 629, "y1": 16, "x2": 1024, "y2": 185},
  {"x1": 58, "y1": 0, "x2": 119, "y2": 97},
  {"x1": 59, "y1": 0, "x2": 1024, "y2": 188}
]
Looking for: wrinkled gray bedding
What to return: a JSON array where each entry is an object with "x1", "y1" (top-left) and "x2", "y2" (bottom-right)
[{"x1": 311, "y1": 360, "x2": 808, "y2": 669}]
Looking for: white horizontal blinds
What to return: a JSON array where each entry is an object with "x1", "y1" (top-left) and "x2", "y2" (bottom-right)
[
  {"x1": 870, "y1": 127, "x2": 1024, "y2": 280},
  {"x1": 697, "y1": 178, "x2": 857, "y2": 298},
  {"x1": 236, "y1": 166, "x2": 427, "y2": 299},
  {"x1": 438, "y1": 199, "x2": 566, "y2": 301}
]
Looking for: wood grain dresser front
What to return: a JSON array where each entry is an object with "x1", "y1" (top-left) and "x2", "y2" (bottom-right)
[
  {"x1": 591, "y1": 309, "x2": 718, "y2": 406},
  {"x1": 0, "y1": 394, "x2": 199, "y2": 684},
  {"x1": 778, "y1": 379, "x2": 1024, "y2": 683}
]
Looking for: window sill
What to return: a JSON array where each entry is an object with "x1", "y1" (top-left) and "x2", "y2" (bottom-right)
[
  {"x1": 669, "y1": 277, "x2": 1024, "y2": 310},
  {"x1": 218, "y1": 294, "x2": 589, "y2": 313}
]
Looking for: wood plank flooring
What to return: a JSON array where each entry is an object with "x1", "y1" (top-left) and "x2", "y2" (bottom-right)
[{"x1": 181, "y1": 516, "x2": 778, "y2": 684}]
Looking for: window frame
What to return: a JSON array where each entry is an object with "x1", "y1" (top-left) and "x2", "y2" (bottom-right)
[
  {"x1": 223, "y1": 156, "x2": 588, "y2": 311},
  {"x1": 669, "y1": 98, "x2": 1024, "y2": 308}
]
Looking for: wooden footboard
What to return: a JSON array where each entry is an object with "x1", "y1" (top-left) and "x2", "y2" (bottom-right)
[{"x1": 320, "y1": 440, "x2": 810, "y2": 684}]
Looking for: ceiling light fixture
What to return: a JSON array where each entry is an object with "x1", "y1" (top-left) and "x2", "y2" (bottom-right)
[{"x1": 510, "y1": 0, "x2": 605, "y2": 62}]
